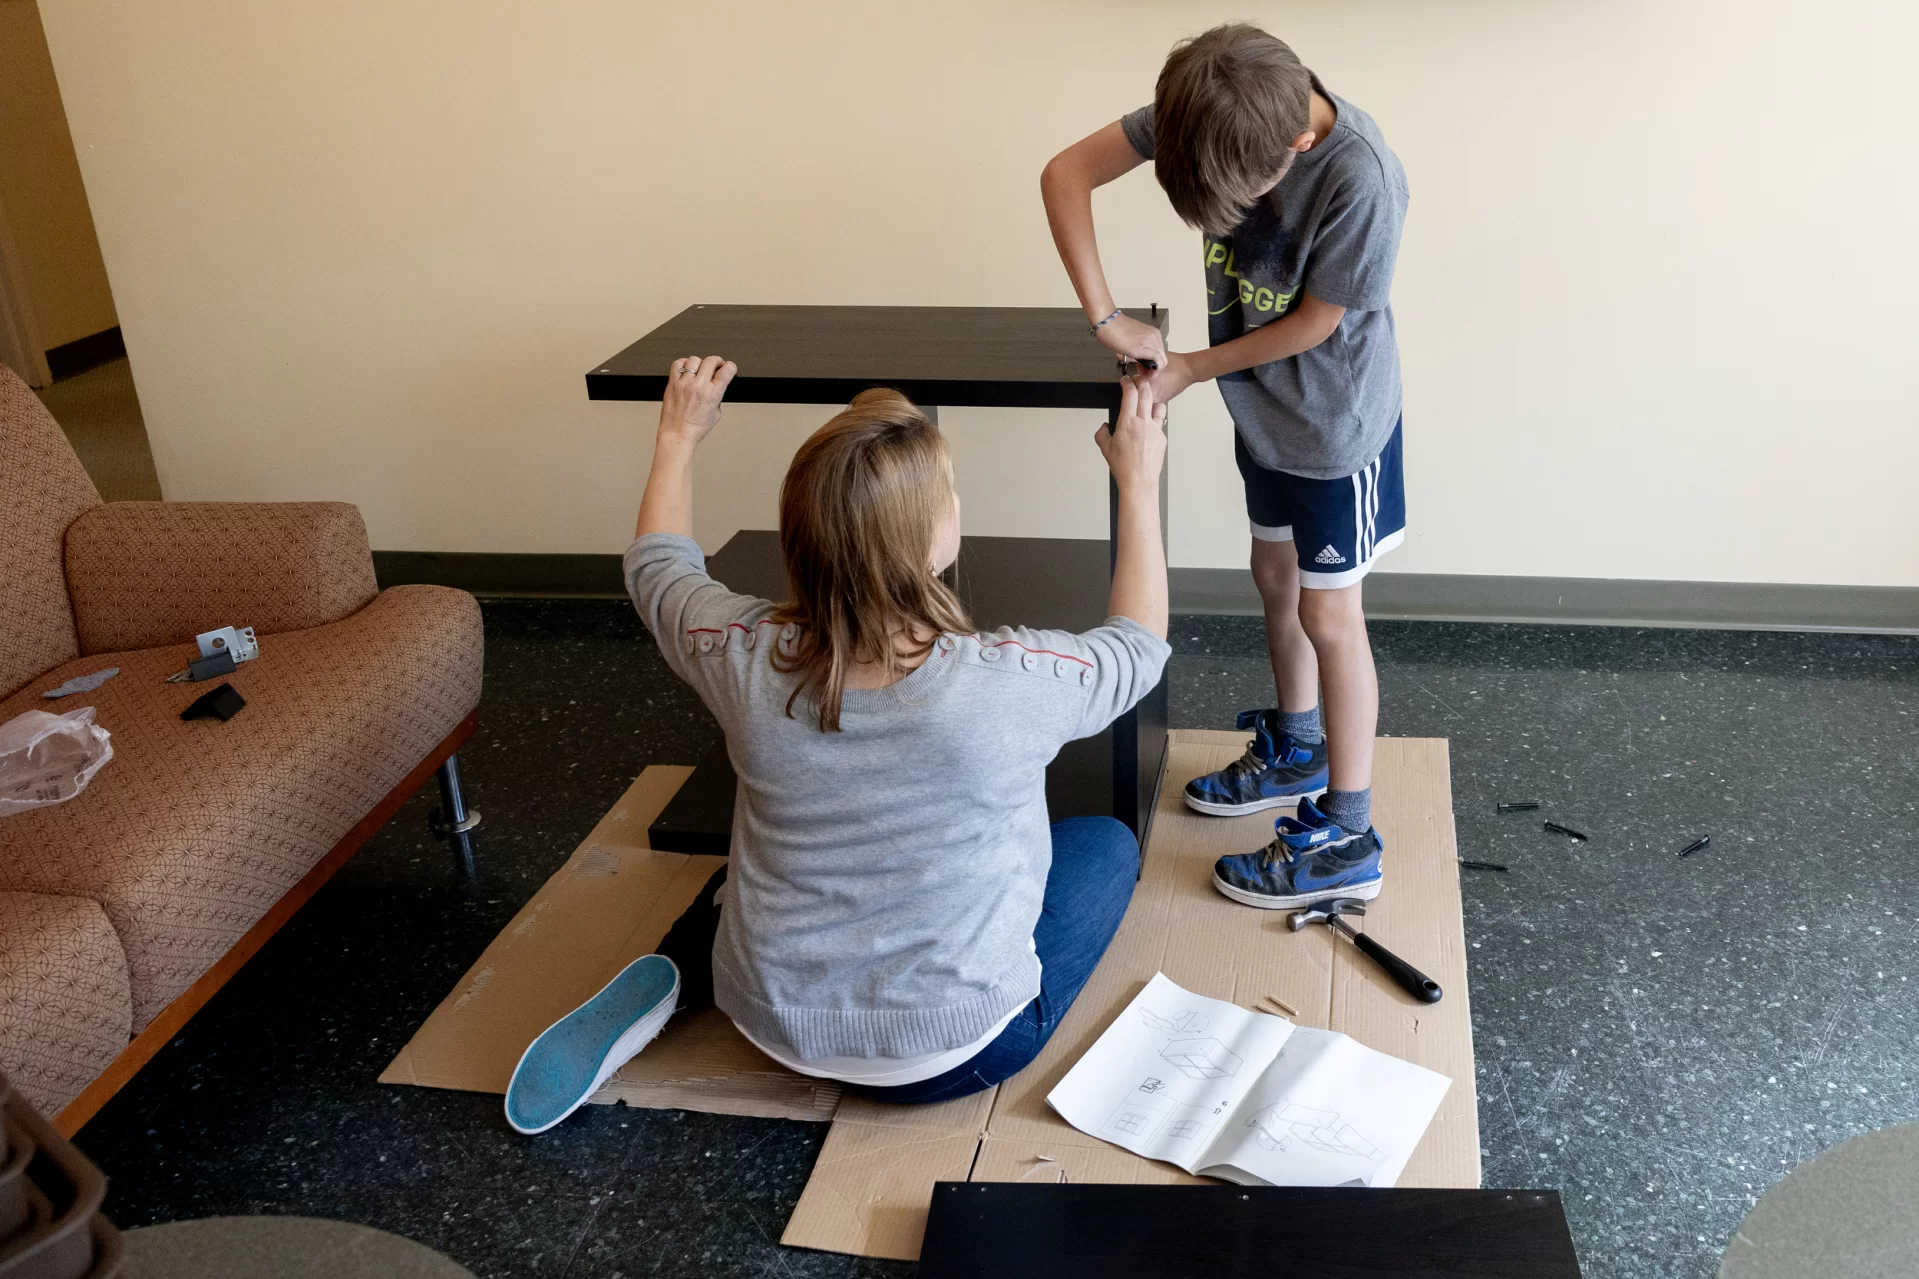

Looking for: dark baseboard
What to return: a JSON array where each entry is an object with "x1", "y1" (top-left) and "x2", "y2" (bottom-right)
[
  {"x1": 45, "y1": 326, "x2": 126, "y2": 381},
  {"x1": 1172, "y1": 567, "x2": 1919, "y2": 635},
  {"x1": 374, "y1": 550, "x2": 626, "y2": 598},
  {"x1": 372, "y1": 550, "x2": 1919, "y2": 634}
]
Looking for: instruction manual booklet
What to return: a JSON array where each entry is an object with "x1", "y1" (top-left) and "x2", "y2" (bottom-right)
[{"x1": 1048, "y1": 973, "x2": 1451, "y2": 1188}]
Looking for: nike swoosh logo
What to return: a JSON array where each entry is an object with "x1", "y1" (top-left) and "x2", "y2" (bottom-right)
[{"x1": 1293, "y1": 859, "x2": 1371, "y2": 891}]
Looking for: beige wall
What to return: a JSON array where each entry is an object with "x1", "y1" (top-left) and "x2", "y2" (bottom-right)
[
  {"x1": 38, "y1": 0, "x2": 1919, "y2": 584},
  {"x1": 0, "y1": 0, "x2": 116, "y2": 352}
]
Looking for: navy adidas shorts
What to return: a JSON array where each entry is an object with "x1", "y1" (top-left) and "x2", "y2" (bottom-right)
[{"x1": 1234, "y1": 418, "x2": 1406, "y2": 590}]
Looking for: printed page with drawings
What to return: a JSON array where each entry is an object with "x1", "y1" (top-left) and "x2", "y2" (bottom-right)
[{"x1": 1048, "y1": 973, "x2": 1451, "y2": 1187}]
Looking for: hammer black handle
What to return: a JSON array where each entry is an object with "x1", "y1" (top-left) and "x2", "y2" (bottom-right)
[{"x1": 1336, "y1": 920, "x2": 1444, "y2": 1004}]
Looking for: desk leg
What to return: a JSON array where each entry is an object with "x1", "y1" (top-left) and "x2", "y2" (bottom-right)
[{"x1": 1104, "y1": 390, "x2": 1171, "y2": 847}]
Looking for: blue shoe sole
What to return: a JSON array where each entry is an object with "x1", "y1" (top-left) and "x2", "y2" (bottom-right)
[{"x1": 504, "y1": 954, "x2": 680, "y2": 1134}]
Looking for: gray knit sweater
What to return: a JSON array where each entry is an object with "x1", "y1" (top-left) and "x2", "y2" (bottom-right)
[{"x1": 625, "y1": 534, "x2": 1170, "y2": 1060}]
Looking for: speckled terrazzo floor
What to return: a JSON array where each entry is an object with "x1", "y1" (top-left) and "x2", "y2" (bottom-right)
[{"x1": 70, "y1": 601, "x2": 1919, "y2": 1278}]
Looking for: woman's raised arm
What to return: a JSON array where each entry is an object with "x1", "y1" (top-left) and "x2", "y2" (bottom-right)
[{"x1": 635, "y1": 354, "x2": 738, "y2": 540}]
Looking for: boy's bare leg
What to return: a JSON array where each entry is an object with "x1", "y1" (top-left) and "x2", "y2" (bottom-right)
[
  {"x1": 1296, "y1": 582, "x2": 1377, "y2": 800},
  {"x1": 1249, "y1": 538, "x2": 1318, "y2": 712}
]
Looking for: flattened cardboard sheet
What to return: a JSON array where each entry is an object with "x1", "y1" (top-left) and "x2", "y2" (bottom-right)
[
  {"x1": 384, "y1": 733, "x2": 1474, "y2": 1264},
  {"x1": 379, "y1": 764, "x2": 840, "y2": 1123},
  {"x1": 781, "y1": 732, "x2": 1476, "y2": 1261}
]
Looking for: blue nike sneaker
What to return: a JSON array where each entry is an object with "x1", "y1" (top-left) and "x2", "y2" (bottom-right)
[
  {"x1": 1212, "y1": 796, "x2": 1383, "y2": 910},
  {"x1": 1184, "y1": 709, "x2": 1330, "y2": 816}
]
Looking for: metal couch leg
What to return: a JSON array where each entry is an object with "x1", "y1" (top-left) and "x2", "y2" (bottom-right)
[{"x1": 430, "y1": 753, "x2": 481, "y2": 876}]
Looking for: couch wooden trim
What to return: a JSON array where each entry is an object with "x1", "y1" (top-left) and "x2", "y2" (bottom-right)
[{"x1": 53, "y1": 709, "x2": 480, "y2": 1137}]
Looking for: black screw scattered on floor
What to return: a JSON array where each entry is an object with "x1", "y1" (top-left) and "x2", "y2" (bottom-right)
[
  {"x1": 1543, "y1": 820, "x2": 1589, "y2": 842},
  {"x1": 1497, "y1": 801, "x2": 1541, "y2": 813},
  {"x1": 1678, "y1": 836, "x2": 1711, "y2": 858}
]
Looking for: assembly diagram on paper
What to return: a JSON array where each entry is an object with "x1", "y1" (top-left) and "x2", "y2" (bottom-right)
[{"x1": 1048, "y1": 973, "x2": 1453, "y2": 1189}]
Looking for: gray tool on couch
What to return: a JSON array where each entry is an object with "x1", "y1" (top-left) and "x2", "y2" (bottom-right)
[{"x1": 1288, "y1": 898, "x2": 1443, "y2": 1005}]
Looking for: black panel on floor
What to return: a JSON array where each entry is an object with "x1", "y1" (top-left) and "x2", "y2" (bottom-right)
[{"x1": 919, "y1": 1183, "x2": 1582, "y2": 1278}]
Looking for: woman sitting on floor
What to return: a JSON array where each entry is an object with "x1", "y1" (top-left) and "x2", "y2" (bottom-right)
[{"x1": 504, "y1": 356, "x2": 1170, "y2": 1133}]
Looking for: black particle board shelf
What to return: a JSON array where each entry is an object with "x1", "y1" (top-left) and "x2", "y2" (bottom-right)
[
  {"x1": 586, "y1": 304, "x2": 1163, "y2": 409},
  {"x1": 918, "y1": 1183, "x2": 1584, "y2": 1279},
  {"x1": 645, "y1": 531, "x2": 1168, "y2": 855}
]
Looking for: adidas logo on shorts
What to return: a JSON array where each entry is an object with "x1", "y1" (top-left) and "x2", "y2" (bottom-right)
[{"x1": 1314, "y1": 545, "x2": 1347, "y2": 565}]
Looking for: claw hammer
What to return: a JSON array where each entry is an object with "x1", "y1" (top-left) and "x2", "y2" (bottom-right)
[{"x1": 1288, "y1": 897, "x2": 1443, "y2": 1004}]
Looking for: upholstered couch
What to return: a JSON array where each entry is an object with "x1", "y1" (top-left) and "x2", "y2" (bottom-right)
[{"x1": 0, "y1": 364, "x2": 484, "y2": 1129}]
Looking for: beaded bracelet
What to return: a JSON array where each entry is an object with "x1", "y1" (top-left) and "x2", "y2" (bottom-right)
[{"x1": 1089, "y1": 308, "x2": 1123, "y2": 334}]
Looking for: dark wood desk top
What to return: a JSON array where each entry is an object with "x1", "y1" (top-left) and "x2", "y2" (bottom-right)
[{"x1": 585, "y1": 304, "x2": 1167, "y2": 409}]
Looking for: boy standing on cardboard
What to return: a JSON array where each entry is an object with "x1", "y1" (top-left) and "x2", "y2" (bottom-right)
[{"x1": 1042, "y1": 23, "x2": 1409, "y2": 908}]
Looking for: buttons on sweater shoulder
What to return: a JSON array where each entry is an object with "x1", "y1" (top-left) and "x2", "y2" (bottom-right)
[{"x1": 969, "y1": 639, "x2": 1092, "y2": 685}]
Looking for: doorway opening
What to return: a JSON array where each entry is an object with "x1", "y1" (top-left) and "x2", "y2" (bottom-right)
[{"x1": 0, "y1": 0, "x2": 161, "y2": 500}]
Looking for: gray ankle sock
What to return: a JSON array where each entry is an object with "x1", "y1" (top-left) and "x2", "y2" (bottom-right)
[
  {"x1": 1279, "y1": 705, "x2": 1322, "y2": 745},
  {"x1": 1319, "y1": 787, "x2": 1371, "y2": 835}
]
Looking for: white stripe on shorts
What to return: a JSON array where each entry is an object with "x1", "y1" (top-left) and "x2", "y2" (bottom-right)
[{"x1": 1364, "y1": 455, "x2": 1380, "y2": 560}]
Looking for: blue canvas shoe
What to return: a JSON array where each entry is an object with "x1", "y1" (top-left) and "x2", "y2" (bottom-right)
[
  {"x1": 504, "y1": 954, "x2": 680, "y2": 1134},
  {"x1": 1212, "y1": 796, "x2": 1384, "y2": 910},
  {"x1": 1184, "y1": 709, "x2": 1330, "y2": 816}
]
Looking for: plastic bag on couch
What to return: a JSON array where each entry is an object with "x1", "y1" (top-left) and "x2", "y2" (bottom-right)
[{"x1": 0, "y1": 708, "x2": 114, "y2": 816}]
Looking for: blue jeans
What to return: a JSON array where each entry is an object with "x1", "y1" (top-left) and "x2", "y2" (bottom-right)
[{"x1": 847, "y1": 815, "x2": 1140, "y2": 1105}]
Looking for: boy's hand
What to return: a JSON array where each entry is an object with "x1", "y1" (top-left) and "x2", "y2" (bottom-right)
[
  {"x1": 658, "y1": 355, "x2": 737, "y2": 445},
  {"x1": 1094, "y1": 376, "x2": 1168, "y2": 493},
  {"x1": 1093, "y1": 313, "x2": 1168, "y2": 368},
  {"x1": 1142, "y1": 350, "x2": 1199, "y2": 403}
]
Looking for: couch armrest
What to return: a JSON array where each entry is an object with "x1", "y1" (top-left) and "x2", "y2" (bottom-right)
[{"x1": 64, "y1": 501, "x2": 380, "y2": 654}]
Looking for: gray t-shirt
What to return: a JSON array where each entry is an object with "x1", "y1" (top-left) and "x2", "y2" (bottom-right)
[
  {"x1": 1123, "y1": 76, "x2": 1409, "y2": 479},
  {"x1": 625, "y1": 533, "x2": 1170, "y2": 1060}
]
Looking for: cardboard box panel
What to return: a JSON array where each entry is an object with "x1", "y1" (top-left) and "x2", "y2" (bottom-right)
[
  {"x1": 384, "y1": 732, "x2": 1474, "y2": 1263},
  {"x1": 780, "y1": 1120, "x2": 988, "y2": 1261},
  {"x1": 379, "y1": 765, "x2": 841, "y2": 1123},
  {"x1": 969, "y1": 1136, "x2": 1210, "y2": 1187}
]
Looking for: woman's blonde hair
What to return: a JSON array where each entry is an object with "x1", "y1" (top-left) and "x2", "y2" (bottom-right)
[{"x1": 771, "y1": 388, "x2": 971, "y2": 731}]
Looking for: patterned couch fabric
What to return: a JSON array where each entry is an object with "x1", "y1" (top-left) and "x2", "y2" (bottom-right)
[
  {"x1": 0, "y1": 365, "x2": 103, "y2": 701},
  {"x1": 65, "y1": 501, "x2": 381, "y2": 656},
  {"x1": 0, "y1": 585, "x2": 483, "y2": 1030},
  {"x1": 0, "y1": 892, "x2": 133, "y2": 1117}
]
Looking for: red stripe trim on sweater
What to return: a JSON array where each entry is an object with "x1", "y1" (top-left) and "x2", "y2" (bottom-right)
[
  {"x1": 687, "y1": 627, "x2": 1093, "y2": 669},
  {"x1": 981, "y1": 640, "x2": 1093, "y2": 668}
]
